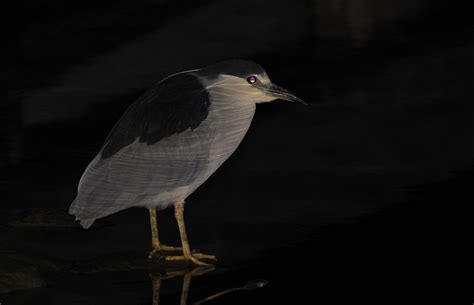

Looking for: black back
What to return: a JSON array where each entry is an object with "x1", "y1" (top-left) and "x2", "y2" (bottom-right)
[{"x1": 100, "y1": 73, "x2": 210, "y2": 159}]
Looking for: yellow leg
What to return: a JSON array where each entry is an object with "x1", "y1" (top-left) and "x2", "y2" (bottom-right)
[
  {"x1": 148, "y1": 207, "x2": 181, "y2": 259},
  {"x1": 164, "y1": 202, "x2": 217, "y2": 266}
]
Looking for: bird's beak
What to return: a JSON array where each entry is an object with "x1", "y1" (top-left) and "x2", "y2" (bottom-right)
[{"x1": 265, "y1": 83, "x2": 307, "y2": 105}]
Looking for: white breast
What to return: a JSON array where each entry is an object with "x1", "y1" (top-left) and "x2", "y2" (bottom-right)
[{"x1": 186, "y1": 75, "x2": 257, "y2": 194}]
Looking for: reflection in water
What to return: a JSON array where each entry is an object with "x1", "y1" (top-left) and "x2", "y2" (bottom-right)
[
  {"x1": 150, "y1": 267, "x2": 267, "y2": 305},
  {"x1": 194, "y1": 278, "x2": 268, "y2": 305}
]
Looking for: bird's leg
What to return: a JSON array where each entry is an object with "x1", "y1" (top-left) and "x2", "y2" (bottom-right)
[
  {"x1": 148, "y1": 208, "x2": 181, "y2": 259},
  {"x1": 164, "y1": 202, "x2": 217, "y2": 266}
]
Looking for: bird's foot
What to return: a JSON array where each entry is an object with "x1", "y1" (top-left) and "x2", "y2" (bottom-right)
[
  {"x1": 164, "y1": 251, "x2": 217, "y2": 266},
  {"x1": 149, "y1": 244, "x2": 183, "y2": 259}
]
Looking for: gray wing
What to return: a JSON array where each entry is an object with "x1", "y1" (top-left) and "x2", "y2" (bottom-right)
[{"x1": 69, "y1": 73, "x2": 211, "y2": 228}]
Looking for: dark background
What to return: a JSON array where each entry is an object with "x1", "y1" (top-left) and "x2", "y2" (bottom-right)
[{"x1": 2, "y1": 0, "x2": 472, "y2": 304}]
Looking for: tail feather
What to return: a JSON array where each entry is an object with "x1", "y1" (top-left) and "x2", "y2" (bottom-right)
[
  {"x1": 69, "y1": 153, "x2": 141, "y2": 229},
  {"x1": 79, "y1": 218, "x2": 95, "y2": 229},
  {"x1": 70, "y1": 199, "x2": 96, "y2": 229},
  {"x1": 69, "y1": 192, "x2": 133, "y2": 229}
]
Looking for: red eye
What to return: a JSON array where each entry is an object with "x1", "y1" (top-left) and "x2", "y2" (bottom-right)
[{"x1": 247, "y1": 75, "x2": 257, "y2": 84}]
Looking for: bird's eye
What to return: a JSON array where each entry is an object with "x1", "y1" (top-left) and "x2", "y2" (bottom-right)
[{"x1": 247, "y1": 75, "x2": 257, "y2": 84}]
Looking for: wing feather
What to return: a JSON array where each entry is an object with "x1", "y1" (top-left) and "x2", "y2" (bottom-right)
[
  {"x1": 101, "y1": 73, "x2": 210, "y2": 158},
  {"x1": 70, "y1": 72, "x2": 211, "y2": 227}
]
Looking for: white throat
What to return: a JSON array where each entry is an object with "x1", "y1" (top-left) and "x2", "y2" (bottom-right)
[{"x1": 198, "y1": 74, "x2": 275, "y2": 104}]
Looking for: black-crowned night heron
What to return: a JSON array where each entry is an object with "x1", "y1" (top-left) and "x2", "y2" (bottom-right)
[{"x1": 70, "y1": 59, "x2": 305, "y2": 265}]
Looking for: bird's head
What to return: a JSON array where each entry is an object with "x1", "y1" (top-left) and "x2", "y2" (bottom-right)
[{"x1": 197, "y1": 59, "x2": 306, "y2": 105}]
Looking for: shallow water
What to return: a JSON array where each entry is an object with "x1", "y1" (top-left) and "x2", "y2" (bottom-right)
[{"x1": 3, "y1": 0, "x2": 472, "y2": 303}]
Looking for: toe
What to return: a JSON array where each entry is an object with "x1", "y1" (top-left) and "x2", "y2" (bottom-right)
[
  {"x1": 163, "y1": 254, "x2": 215, "y2": 266},
  {"x1": 193, "y1": 253, "x2": 217, "y2": 260},
  {"x1": 160, "y1": 245, "x2": 182, "y2": 251},
  {"x1": 189, "y1": 256, "x2": 213, "y2": 266}
]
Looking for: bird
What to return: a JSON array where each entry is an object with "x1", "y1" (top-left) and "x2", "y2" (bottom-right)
[{"x1": 69, "y1": 59, "x2": 305, "y2": 265}]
